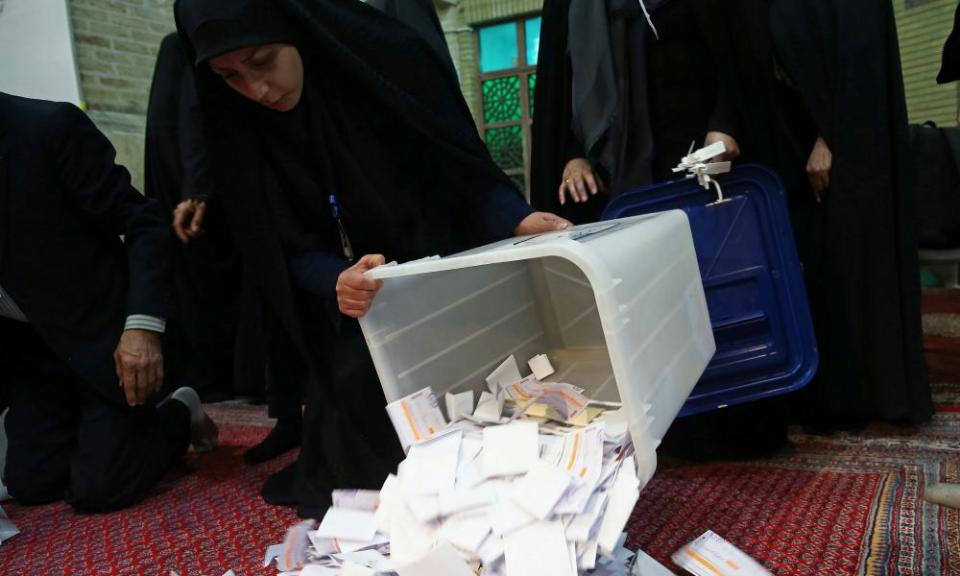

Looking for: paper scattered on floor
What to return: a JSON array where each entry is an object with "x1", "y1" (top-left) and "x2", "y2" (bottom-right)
[
  {"x1": 672, "y1": 531, "x2": 772, "y2": 576},
  {"x1": 264, "y1": 352, "x2": 644, "y2": 575},
  {"x1": 631, "y1": 550, "x2": 676, "y2": 575}
]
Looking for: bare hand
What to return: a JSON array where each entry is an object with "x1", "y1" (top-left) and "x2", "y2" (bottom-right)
[
  {"x1": 337, "y1": 254, "x2": 385, "y2": 319},
  {"x1": 806, "y1": 136, "x2": 832, "y2": 201},
  {"x1": 703, "y1": 131, "x2": 741, "y2": 161},
  {"x1": 173, "y1": 199, "x2": 207, "y2": 244},
  {"x1": 114, "y1": 329, "x2": 164, "y2": 406},
  {"x1": 514, "y1": 212, "x2": 573, "y2": 236},
  {"x1": 559, "y1": 158, "x2": 600, "y2": 205}
]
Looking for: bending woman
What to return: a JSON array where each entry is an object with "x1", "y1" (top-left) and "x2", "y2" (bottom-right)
[{"x1": 173, "y1": 0, "x2": 570, "y2": 517}]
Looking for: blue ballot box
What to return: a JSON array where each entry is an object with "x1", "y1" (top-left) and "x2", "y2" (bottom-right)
[{"x1": 603, "y1": 164, "x2": 818, "y2": 416}]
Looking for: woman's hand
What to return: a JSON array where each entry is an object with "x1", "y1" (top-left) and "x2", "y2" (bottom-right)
[
  {"x1": 806, "y1": 136, "x2": 832, "y2": 202},
  {"x1": 173, "y1": 199, "x2": 207, "y2": 243},
  {"x1": 559, "y1": 158, "x2": 600, "y2": 205},
  {"x1": 703, "y1": 131, "x2": 741, "y2": 161},
  {"x1": 336, "y1": 254, "x2": 385, "y2": 319},
  {"x1": 514, "y1": 212, "x2": 573, "y2": 236}
]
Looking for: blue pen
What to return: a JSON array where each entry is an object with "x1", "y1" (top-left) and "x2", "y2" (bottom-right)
[{"x1": 329, "y1": 194, "x2": 355, "y2": 262}]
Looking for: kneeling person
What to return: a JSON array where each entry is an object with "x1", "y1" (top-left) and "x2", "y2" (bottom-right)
[{"x1": 0, "y1": 92, "x2": 217, "y2": 513}]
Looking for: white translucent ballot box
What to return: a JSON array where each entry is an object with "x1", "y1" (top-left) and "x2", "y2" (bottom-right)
[{"x1": 359, "y1": 212, "x2": 715, "y2": 484}]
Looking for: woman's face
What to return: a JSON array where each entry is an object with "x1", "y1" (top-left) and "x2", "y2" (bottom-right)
[{"x1": 209, "y1": 44, "x2": 303, "y2": 112}]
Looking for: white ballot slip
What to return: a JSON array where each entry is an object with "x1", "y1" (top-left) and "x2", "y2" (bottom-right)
[
  {"x1": 437, "y1": 511, "x2": 493, "y2": 555},
  {"x1": 511, "y1": 459, "x2": 573, "y2": 520},
  {"x1": 445, "y1": 391, "x2": 475, "y2": 422},
  {"x1": 473, "y1": 389, "x2": 506, "y2": 422},
  {"x1": 335, "y1": 549, "x2": 394, "y2": 573},
  {"x1": 486, "y1": 355, "x2": 523, "y2": 393},
  {"x1": 597, "y1": 461, "x2": 641, "y2": 556},
  {"x1": 632, "y1": 549, "x2": 676, "y2": 576},
  {"x1": 373, "y1": 474, "x2": 400, "y2": 535},
  {"x1": 482, "y1": 421, "x2": 539, "y2": 478},
  {"x1": 502, "y1": 374, "x2": 544, "y2": 402},
  {"x1": 488, "y1": 493, "x2": 536, "y2": 536},
  {"x1": 565, "y1": 491, "x2": 609, "y2": 543},
  {"x1": 332, "y1": 490, "x2": 380, "y2": 512},
  {"x1": 389, "y1": 501, "x2": 437, "y2": 565},
  {"x1": 672, "y1": 531, "x2": 772, "y2": 576},
  {"x1": 396, "y1": 542, "x2": 476, "y2": 576},
  {"x1": 535, "y1": 383, "x2": 589, "y2": 421},
  {"x1": 386, "y1": 387, "x2": 447, "y2": 450},
  {"x1": 339, "y1": 563, "x2": 375, "y2": 576},
  {"x1": 555, "y1": 425, "x2": 605, "y2": 515},
  {"x1": 401, "y1": 430, "x2": 462, "y2": 496},
  {"x1": 439, "y1": 484, "x2": 497, "y2": 516},
  {"x1": 479, "y1": 532, "x2": 506, "y2": 566},
  {"x1": 316, "y1": 508, "x2": 377, "y2": 543},
  {"x1": 528, "y1": 354, "x2": 556, "y2": 380},
  {"x1": 504, "y1": 521, "x2": 577, "y2": 576},
  {"x1": 578, "y1": 539, "x2": 599, "y2": 571}
]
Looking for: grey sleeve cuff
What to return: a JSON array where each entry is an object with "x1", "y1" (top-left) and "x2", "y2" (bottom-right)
[{"x1": 124, "y1": 314, "x2": 166, "y2": 333}]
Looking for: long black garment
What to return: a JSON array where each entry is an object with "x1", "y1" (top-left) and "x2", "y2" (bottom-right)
[
  {"x1": 731, "y1": 0, "x2": 932, "y2": 425},
  {"x1": 175, "y1": 0, "x2": 533, "y2": 511},
  {"x1": 530, "y1": 0, "x2": 738, "y2": 223},
  {"x1": 144, "y1": 33, "x2": 244, "y2": 400},
  {"x1": 2, "y1": 319, "x2": 191, "y2": 512}
]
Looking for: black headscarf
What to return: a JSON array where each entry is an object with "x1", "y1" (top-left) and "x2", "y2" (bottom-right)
[
  {"x1": 175, "y1": 0, "x2": 523, "y2": 261},
  {"x1": 178, "y1": 0, "x2": 297, "y2": 65}
]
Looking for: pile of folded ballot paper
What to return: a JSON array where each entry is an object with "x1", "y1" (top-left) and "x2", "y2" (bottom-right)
[{"x1": 264, "y1": 353, "x2": 647, "y2": 575}]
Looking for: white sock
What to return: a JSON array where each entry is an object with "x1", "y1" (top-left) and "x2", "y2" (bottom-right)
[{"x1": 169, "y1": 387, "x2": 203, "y2": 424}]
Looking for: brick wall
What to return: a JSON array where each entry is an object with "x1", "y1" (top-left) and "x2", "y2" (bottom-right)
[
  {"x1": 69, "y1": 0, "x2": 176, "y2": 190},
  {"x1": 440, "y1": 0, "x2": 542, "y2": 126},
  {"x1": 893, "y1": 0, "x2": 960, "y2": 126}
]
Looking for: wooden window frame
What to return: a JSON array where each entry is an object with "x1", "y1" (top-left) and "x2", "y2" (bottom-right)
[{"x1": 475, "y1": 15, "x2": 539, "y2": 199}]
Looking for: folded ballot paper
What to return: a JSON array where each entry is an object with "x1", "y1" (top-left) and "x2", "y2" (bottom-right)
[
  {"x1": 264, "y1": 355, "x2": 646, "y2": 576},
  {"x1": 672, "y1": 531, "x2": 771, "y2": 576}
]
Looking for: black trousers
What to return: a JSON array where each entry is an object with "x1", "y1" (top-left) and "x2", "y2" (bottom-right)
[{"x1": 1, "y1": 319, "x2": 191, "y2": 513}]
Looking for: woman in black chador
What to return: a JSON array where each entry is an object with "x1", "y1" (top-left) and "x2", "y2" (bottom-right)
[
  {"x1": 173, "y1": 0, "x2": 570, "y2": 517},
  {"x1": 730, "y1": 0, "x2": 933, "y2": 428},
  {"x1": 530, "y1": 0, "x2": 742, "y2": 224}
]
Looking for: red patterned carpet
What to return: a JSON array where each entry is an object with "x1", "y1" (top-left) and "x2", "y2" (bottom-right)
[
  {"x1": 628, "y1": 410, "x2": 960, "y2": 575},
  {"x1": 0, "y1": 405, "x2": 299, "y2": 576},
  {"x1": 2, "y1": 392, "x2": 959, "y2": 575},
  {"x1": 0, "y1": 396, "x2": 960, "y2": 576}
]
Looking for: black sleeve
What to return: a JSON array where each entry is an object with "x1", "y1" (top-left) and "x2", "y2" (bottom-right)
[
  {"x1": 696, "y1": 0, "x2": 741, "y2": 138},
  {"x1": 462, "y1": 179, "x2": 535, "y2": 242},
  {"x1": 48, "y1": 104, "x2": 172, "y2": 320},
  {"x1": 179, "y1": 69, "x2": 215, "y2": 203}
]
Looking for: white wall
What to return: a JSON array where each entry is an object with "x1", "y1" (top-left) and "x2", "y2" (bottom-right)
[{"x1": 0, "y1": 0, "x2": 82, "y2": 104}]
